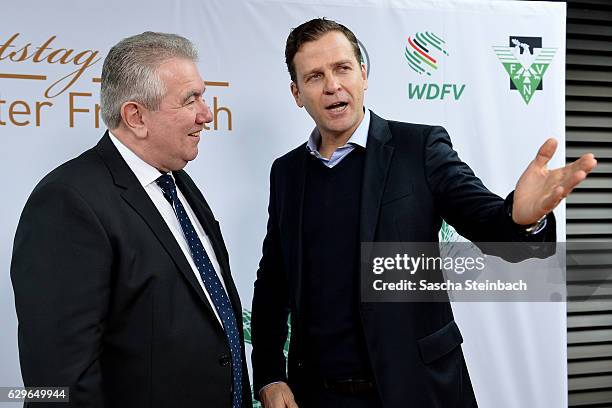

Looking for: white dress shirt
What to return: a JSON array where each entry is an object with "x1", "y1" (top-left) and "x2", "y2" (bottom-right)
[
  {"x1": 306, "y1": 108, "x2": 370, "y2": 167},
  {"x1": 109, "y1": 132, "x2": 228, "y2": 326}
]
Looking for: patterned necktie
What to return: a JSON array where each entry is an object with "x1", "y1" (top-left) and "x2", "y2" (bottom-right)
[{"x1": 156, "y1": 174, "x2": 243, "y2": 408}]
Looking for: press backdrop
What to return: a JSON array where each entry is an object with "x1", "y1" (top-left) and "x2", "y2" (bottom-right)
[{"x1": 0, "y1": 1, "x2": 566, "y2": 406}]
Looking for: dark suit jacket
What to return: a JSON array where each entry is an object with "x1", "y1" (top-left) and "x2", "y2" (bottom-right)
[
  {"x1": 11, "y1": 133, "x2": 252, "y2": 408},
  {"x1": 251, "y1": 111, "x2": 555, "y2": 408}
]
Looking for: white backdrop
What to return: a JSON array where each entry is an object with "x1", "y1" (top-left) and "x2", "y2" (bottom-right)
[{"x1": 0, "y1": 1, "x2": 566, "y2": 406}]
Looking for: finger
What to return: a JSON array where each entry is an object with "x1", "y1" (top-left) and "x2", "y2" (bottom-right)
[
  {"x1": 260, "y1": 395, "x2": 272, "y2": 408},
  {"x1": 578, "y1": 153, "x2": 597, "y2": 173},
  {"x1": 566, "y1": 153, "x2": 597, "y2": 174},
  {"x1": 559, "y1": 152, "x2": 593, "y2": 184},
  {"x1": 534, "y1": 138, "x2": 558, "y2": 167},
  {"x1": 561, "y1": 169, "x2": 587, "y2": 193},
  {"x1": 554, "y1": 154, "x2": 596, "y2": 191},
  {"x1": 284, "y1": 390, "x2": 299, "y2": 408},
  {"x1": 262, "y1": 391, "x2": 284, "y2": 408},
  {"x1": 269, "y1": 397, "x2": 286, "y2": 408},
  {"x1": 277, "y1": 392, "x2": 294, "y2": 408}
]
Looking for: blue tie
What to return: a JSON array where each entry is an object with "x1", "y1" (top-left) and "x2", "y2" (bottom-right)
[{"x1": 156, "y1": 174, "x2": 243, "y2": 408}]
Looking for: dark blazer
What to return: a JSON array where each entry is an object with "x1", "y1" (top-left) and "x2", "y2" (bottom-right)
[
  {"x1": 251, "y1": 111, "x2": 554, "y2": 408},
  {"x1": 11, "y1": 133, "x2": 252, "y2": 408}
]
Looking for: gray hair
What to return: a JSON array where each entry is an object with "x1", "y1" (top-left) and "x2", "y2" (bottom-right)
[{"x1": 100, "y1": 31, "x2": 198, "y2": 129}]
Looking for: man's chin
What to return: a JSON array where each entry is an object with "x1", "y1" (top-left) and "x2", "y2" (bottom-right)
[
  {"x1": 186, "y1": 147, "x2": 199, "y2": 161},
  {"x1": 184, "y1": 155, "x2": 198, "y2": 166},
  {"x1": 323, "y1": 122, "x2": 357, "y2": 138},
  {"x1": 169, "y1": 154, "x2": 197, "y2": 171}
]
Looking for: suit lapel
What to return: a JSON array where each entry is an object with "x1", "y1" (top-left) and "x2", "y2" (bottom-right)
[
  {"x1": 95, "y1": 132, "x2": 223, "y2": 329},
  {"x1": 360, "y1": 111, "x2": 394, "y2": 243},
  {"x1": 174, "y1": 171, "x2": 243, "y2": 320},
  {"x1": 291, "y1": 112, "x2": 394, "y2": 311}
]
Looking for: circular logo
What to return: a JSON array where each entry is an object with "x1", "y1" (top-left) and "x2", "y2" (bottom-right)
[{"x1": 404, "y1": 32, "x2": 449, "y2": 76}]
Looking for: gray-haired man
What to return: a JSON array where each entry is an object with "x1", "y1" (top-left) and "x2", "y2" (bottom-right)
[{"x1": 11, "y1": 32, "x2": 252, "y2": 407}]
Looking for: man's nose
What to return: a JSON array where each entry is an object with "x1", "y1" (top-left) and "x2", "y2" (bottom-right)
[
  {"x1": 323, "y1": 75, "x2": 341, "y2": 94},
  {"x1": 196, "y1": 100, "x2": 213, "y2": 124}
]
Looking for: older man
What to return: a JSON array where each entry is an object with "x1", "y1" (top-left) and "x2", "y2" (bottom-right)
[
  {"x1": 251, "y1": 18, "x2": 596, "y2": 408},
  {"x1": 11, "y1": 32, "x2": 251, "y2": 407}
]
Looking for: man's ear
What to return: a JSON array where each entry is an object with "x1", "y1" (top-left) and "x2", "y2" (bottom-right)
[
  {"x1": 361, "y1": 63, "x2": 368, "y2": 91},
  {"x1": 121, "y1": 101, "x2": 147, "y2": 139},
  {"x1": 290, "y1": 82, "x2": 304, "y2": 108}
]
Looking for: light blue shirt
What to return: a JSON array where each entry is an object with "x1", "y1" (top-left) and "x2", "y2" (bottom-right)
[{"x1": 306, "y1": 109, "x2": 370, "y2": 167}]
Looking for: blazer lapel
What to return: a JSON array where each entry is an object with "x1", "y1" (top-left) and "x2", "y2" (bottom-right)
[
  {"x1": 174, "y1": 171, "x2": 243, "y2": 320},
  {"x1": 95, "y1": 132, "x2": 223, "y2": 329},
  {"x1": 360, "y1": 111, "x2": 394, "y2": 243}
]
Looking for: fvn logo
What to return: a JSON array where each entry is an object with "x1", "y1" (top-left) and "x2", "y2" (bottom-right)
[
  {"x1": 493, "y1": 36, "x2": 557, "y2": 104},
  {"x1": 404, "y1": 31, "x2": 465, "y2": 101}
]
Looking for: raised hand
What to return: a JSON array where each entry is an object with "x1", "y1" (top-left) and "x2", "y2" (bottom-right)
[{"x1": 512, "y1": 138, "x2": 597, "y2": 225}]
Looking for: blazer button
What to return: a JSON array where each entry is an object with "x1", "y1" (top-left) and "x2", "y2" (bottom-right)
[{"x1": 219, "y1": 355, "x2": 230, "y2": 366}]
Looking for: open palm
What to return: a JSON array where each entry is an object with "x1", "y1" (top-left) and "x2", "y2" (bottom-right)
[{"x1": 512, "y1": 138, "x2": 597, "y2": 225}]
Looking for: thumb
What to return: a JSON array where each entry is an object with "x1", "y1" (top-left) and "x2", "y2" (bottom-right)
[{"x1": 534, "y1": 138, "x2": 558, "y2": 167}]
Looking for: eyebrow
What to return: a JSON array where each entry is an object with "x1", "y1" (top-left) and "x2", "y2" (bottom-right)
[
  {"x1": 334, "y1": 59, "x2": 355, "y2": 67},
  {"x1": 181, "y1": 82, "x2": 207, "y2": 103},
  {"x1": 302, "y1": 59, "x2": 355, "y2": 78}
]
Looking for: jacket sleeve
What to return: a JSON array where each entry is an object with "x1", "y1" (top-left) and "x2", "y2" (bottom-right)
[
  {"x1": 11, "y1": 181, "x2": 112, "y2": 407},
  {"x1": 424, "y1": 126, "x2": 555, "y2": 243},
  {"x1": 250, "y1": 160, "x2": 291, "y2": 397}
]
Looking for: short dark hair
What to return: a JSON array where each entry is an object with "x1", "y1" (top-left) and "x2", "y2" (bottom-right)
[{"x1": 285, "y1": 18, "x2": 362, "y2": 83}]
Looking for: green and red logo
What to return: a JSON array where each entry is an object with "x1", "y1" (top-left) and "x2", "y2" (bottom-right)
[
  {"x1": 404, "y1": 31, "x2": 464, "y2": 101},
  {"x1": 404, "y1": 31, "x2": 449, "y2": 76}
]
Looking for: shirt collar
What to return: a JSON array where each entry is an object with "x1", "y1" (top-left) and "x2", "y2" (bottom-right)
[
  {"x1": 108, "y1": 131, "x2": 172, "y2": 187},
  {"x1": 306, "y1": 108, "x2": 370, "y2": 153}
]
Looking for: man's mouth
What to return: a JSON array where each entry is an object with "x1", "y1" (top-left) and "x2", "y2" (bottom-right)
[
  {"x1": 188, "y1": 131, "x2": 201, "y2": 137},
  {"x1": 325, "y1": 101, "x2": 348, "y2": 112}
]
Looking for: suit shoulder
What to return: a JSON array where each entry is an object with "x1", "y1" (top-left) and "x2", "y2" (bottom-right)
[
  {"x1": 272, "y1": 142, "x2": 307, "y2": 169},
  {"x1": 382, "y1": 119, "x2": 452, "y2": 152},
  {"x1": 32, "y1": 146, "x2": 108, "y2": 196},
  {"x1": 386, "y1": 119, "x2": 446, "y2": 141}
]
